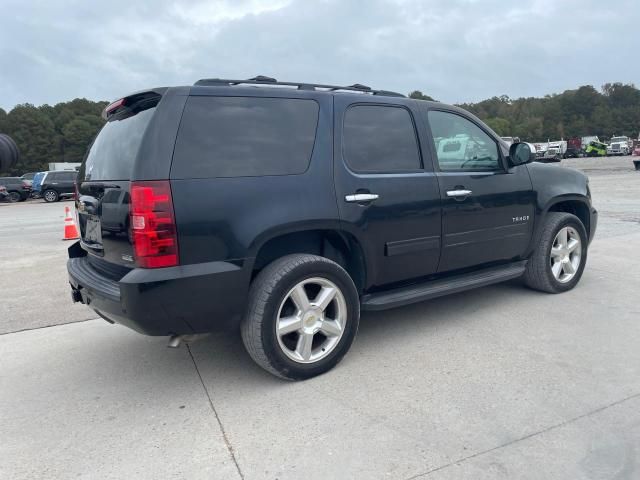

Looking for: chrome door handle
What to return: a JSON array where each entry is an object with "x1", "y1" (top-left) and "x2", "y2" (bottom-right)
[
  {"x1": 345, "y1": 193, "x2": 379, "y2": 203},
  {"x1": 446, "y1": 189, "x2": 472, "y2": 197}
]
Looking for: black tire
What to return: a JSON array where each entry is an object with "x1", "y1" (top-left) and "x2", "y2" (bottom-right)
[
  {"x1": 43, "y1": 189, "x2": 59, "y2": 203},
  {"x1": 0, "y1": 134, "x2": 19, "y2": 173},
  {"x1": 523, "y1": 212, "x2": 588, "y2": 293},
  {"x1": 8, "y1": 191, "x2": 21, "y2": 203},
  {"x1": 241, "y1": 254, "x2": 360, "y2": 380}
]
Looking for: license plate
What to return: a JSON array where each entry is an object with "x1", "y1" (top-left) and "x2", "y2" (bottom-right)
[{"x1": 84, "y1": 215, "x2": 102, "y2": 244}]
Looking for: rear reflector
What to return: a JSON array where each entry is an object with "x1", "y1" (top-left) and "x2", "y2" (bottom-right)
[{"x1": 130, "y1": 181, "x2": 179, "y2": 268}]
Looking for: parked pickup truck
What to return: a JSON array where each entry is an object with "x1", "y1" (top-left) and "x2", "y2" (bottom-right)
[{"x1": 67, "y1": 76, "x2": 598, "y2": 380}]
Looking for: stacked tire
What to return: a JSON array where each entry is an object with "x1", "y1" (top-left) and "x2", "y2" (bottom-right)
[{"x1": 0, "y1": 134, "x2": 19, "y2": 173}]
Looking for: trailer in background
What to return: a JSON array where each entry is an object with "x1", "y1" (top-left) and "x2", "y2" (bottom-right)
[
  {"x1": 566, "y1": 138, "x2": 582, "y2": 158},
  {"x1": 48, "y1": 162, "x2": 81, "y2": 171}
]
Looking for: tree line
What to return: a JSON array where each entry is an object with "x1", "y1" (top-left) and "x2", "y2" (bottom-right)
[
  {"x1": 0, "y1": 99, "x2": 107, "y2": 176},
  {"x1": 1, "y1": 82, "x2": 638, "y2": 175},
  {"x1": 412, "y1": 82, "x2": 640, "y2": 142}
]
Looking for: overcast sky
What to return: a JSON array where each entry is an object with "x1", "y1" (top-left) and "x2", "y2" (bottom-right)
[{"x1": 1, "y1": 0, "x2": 639, "y2": 110}]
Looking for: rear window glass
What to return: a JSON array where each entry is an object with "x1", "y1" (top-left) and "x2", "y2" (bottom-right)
[
  {"x1": 82, "y1": 105, "x2": 156, "y2": 181},
  {"x1": 172, "y1": 96, "x2": 319, "y2": 178},
  {"x1": 343, "y1": 105, "x2": 422, "y2": 172}
]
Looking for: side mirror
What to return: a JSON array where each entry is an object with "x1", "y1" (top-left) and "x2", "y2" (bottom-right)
[{"x1": 509, "y1": 142, "x2": 535, "y2": 166}]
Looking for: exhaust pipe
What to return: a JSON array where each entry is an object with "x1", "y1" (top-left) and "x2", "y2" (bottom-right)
[{"x1": 167, "y1": 334, "x2": 209, "y2": 348}]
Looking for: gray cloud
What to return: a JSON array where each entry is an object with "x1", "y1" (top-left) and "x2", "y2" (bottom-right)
[{"x1": 1, "y1": 0, "x2": 639, "y2": 109}]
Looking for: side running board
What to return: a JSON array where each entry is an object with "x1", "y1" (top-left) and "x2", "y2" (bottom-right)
[{"x1": 361, "y1": 261, "x2": 527, "y2": 311}]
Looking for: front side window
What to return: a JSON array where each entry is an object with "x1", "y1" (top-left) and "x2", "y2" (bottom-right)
[
  {"x1": 428, "y1": 111, "x2": 500, "y2": 171},
  {"x1": 343, "y1": 105, "x2": 422, "y2": 173}
]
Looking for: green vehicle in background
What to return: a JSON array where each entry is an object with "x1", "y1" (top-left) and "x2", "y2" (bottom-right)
[{"x1": 585, "y1": 141, "x2": 607, "y2": 157}]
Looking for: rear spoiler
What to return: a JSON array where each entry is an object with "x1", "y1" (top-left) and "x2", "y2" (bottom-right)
[{"x1": 102, "y1": 88, "x2": 168, "y2": 120}]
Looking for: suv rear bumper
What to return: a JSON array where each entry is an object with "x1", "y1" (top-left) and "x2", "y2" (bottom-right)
[{"x1": 67, "y1": 243, "x2": 251, "y2": 335}]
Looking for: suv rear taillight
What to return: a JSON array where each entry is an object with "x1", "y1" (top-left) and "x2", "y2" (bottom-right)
[{"x1": 130, "y1": 181, "x2": 179, "y2": 268}]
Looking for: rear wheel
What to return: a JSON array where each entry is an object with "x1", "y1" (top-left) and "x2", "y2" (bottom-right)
[
  {"x1": 241, "y1": 254, "x2": 360, "y2": 380},
  {"x1": 524, "y1": 212, "x2": 588, "y2": 293},
  {"x1": 43, "y1": 189, "x2": 59, "y2": 202},
  {"x1": 8, "y1": 191, "x2": 20, "y2": 203}
]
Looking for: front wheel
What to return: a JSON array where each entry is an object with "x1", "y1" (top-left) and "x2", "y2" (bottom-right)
[
  {"x1": 241, "y1": 254, "x2": 360, "y2": 380},
  {"x1": 524, "y1": 212, "x2": 588, "y2": 293}
]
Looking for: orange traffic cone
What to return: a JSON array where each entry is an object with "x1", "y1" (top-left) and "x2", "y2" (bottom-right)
[{"x1": 63, "y1": 206, "x2": 80, "y2": 240}]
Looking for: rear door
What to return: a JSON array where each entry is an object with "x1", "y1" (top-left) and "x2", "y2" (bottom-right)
[
  {"x1": 59, "y1": 171, "x2": 77, "y2": 194},
  {"x1": 422, "y1": 107, "x2": 535, "y2": 272},
  {"x1": 333, "y1": 97, "x2": 441, "y2": 288}
]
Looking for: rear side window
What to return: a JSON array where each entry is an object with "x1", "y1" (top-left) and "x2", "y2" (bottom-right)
[
  {"x1": 172, "y1": 96, "x2": 319, "y2": 179},
  {"x1": 82, "y1": 104, "x2": 157, "y2": 181},
  {"x1": 343, "y1": 105, "x2": 422, "y2": 173}
]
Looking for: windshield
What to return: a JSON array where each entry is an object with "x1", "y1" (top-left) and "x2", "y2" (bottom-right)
[
  {"x1": 611, "y1": 137, "x2": 627, "y2": 142},
  {"x1": 32, "y1": 172, "x2": 46, "y2": 190}
]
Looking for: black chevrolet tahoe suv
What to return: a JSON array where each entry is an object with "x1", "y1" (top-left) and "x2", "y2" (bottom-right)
[{"x1": 68, "y1": 76, "x2": 597, "y2": 380}]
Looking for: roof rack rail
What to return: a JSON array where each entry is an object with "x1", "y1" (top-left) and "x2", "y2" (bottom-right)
[{"x1": 193, "y1": 76, "x2": 405, "y2": 98}]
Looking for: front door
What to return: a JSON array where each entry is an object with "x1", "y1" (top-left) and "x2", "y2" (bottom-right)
[
  {"x1": 333, "y1": 97, "x2": 442, "y2": 289},
  {"x1": 422, "y1": 108, "x2": 535, "y2": 273}
]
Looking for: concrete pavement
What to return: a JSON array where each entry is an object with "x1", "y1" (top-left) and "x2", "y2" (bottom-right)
[{"x1": 1, "y1": 156, "x2": 639, "y2": 479}]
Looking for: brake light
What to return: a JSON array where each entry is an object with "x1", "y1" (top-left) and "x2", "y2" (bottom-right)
[
  {"x1": 130, "y1": 181, "x2": 179, "y2": 268},
  {"x1": 102, "y1": 98, "x2": 127, "y2": 119}
]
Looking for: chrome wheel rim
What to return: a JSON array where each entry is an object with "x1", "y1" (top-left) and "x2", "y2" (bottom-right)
[
  {"x1": 276, "y1": 277, "x2": 347, "y2": 364},
  {"x1": 44, "y1": 191, "x2": 56, "y2": 202},
  {"x1": 550, "y1": 226, "x2": 582, "y2": 283}
]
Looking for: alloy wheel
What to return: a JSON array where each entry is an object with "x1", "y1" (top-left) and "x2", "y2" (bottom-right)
[
  {"x1": 276, "y1": 277, "x2": 347, "y2": 364},
  {"x1": 550, "y1": 226, "x2": 582, "y2": 283}
]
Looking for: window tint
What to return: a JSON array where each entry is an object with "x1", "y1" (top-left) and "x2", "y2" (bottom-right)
[
  {"x1": 83, "y1": 105, "x2": 157, "y2": 181},
  {"x1": 172, "y1": 96, "x2": 319, "y2": 179},
  {"x1": 62, "y1": 172, "x2": 77, "y2": 181},
  {"x1": 428, "y1": 111, "x2": 500, "y2": 171},
  {"x1": 46, "y1": 172, "x2": 60, "y2": 181},
  {"x1": 343, "y1": 105, "x2": 421, "y2": 172}
]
